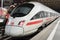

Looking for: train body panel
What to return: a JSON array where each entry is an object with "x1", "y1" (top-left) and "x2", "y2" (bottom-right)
[{"x1": 5, "y1": 2, "x2": 60, "y2": 37}]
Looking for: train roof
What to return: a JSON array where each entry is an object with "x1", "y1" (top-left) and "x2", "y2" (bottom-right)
[{"x1": 28, "y1": 2, "x2": 59, "y2": 14}]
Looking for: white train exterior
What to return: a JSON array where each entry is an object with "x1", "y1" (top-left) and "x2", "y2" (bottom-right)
[{"x1": 5, "y1": 2, "x2": 60, "y2": 37}]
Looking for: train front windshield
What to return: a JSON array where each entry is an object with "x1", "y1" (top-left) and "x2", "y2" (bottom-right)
[{"x1": 11, "y1": 3, "x2": 34, "y2": 17}]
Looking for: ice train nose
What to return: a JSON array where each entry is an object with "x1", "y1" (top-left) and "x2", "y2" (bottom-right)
[{"x1": 5, "y1": 26, "x2": 23, "y2": 37}]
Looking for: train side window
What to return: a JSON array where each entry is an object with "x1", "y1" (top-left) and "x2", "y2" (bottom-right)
[
  {"x1": 52, "y1": 13, "x2": 54, "y2": 16},
  {"x1": 39, "y1": 11, "x2": 48, "y2": 18},
  {"x1": 31, "y1": 11, "x2": 44, "y2": 20},
  {"x1": 46, "y1": 12, "x2": 48, "y2": 17},
  {"x1": 44, "y1": 12, "x2": 48, "y2": 17},
  {"x1": 40, "y1": 12, "x2": 43, "y2": 18},
  {"x1": 48, "y1": 13, "x2": 50, "y2": 17},
  {"x1": 44, "y1": 12, "x2": 46, "y2": 17},
  {"x1": 53, "y1": 13, "x2": 55, "y2": 16},
  {"x1": 31, "y1": 13, "x2": 40, "y2": 20},
  {"x1": 50, "y1": 13, "x2": 52, "y2": 17},
  {"x1": 43, "y1": 11, "x2": 53, "y2": 17},
  {"x1": 41, "y1": 11, "x2": 48, "y2": 17},
  {"x1": 39, "y1": 11, "x2": 45, "y2": 18}
]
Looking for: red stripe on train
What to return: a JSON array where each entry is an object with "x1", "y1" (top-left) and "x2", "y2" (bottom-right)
[
  {"x1": 26, "y1": 20, "x2": 43, "y2": 26},
  {"x1": 46, "y1": 18, "x2": 51, "y2": 20}
]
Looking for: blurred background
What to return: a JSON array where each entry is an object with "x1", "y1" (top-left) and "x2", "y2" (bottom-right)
[{"x1": 0, "y1": 0, "x2": 60, "y2": 12}]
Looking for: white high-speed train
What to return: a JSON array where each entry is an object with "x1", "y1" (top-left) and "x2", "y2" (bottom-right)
[{"x1": 5, "y1": 2, "x2": 60, "y2": 37}]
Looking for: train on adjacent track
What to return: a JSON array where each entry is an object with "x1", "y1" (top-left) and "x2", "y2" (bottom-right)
[{"x1": 5, "y1": 2, "x2": 60, "y2": 37}]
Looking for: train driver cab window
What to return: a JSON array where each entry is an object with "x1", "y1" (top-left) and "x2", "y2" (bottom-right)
[{"x1": 11, "y1": 3, "x2": 34, "y2": 18}]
